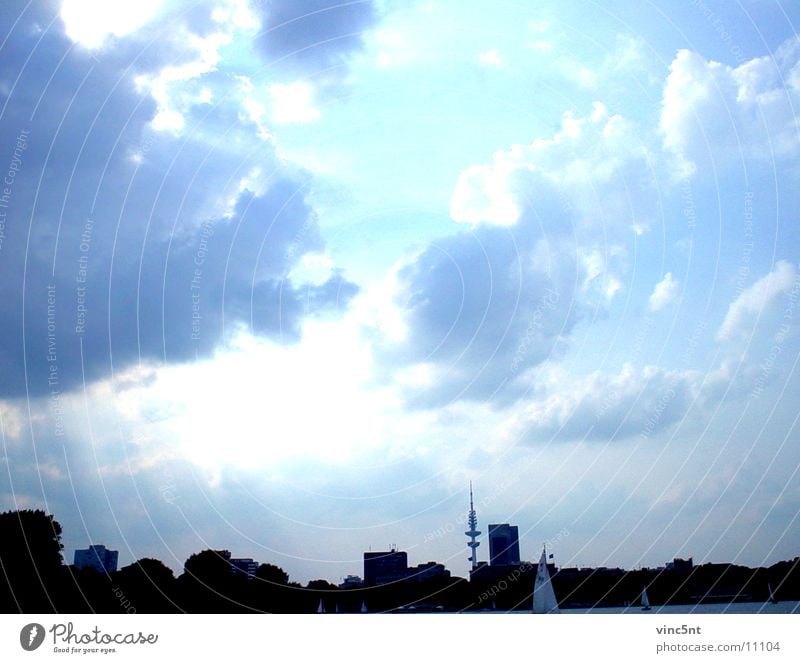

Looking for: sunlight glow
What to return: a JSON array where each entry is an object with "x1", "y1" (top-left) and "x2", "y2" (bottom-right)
[{"x1": 60, "y1": 0, "x2": 163, "y2": 49}]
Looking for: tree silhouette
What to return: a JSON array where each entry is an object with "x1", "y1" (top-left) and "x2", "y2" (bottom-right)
[
  {"x1": 183, "y1": 549, "x2": 231, "y2": 583},
  {"x1": 0, "y1": 509, "x2": 65, "y2": 612},
  {"x1": 255, "y1": 562, "x2": 289, "y2": 585},
  {"x1": 178, "y1": 549, "x2": 243, "y2": 612},
  {"x1": 113, "y1": 558, "x2": 179, "y2": 613}
]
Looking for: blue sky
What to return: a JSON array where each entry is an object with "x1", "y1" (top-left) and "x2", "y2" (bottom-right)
[{"x1": 0, "y1": 0, "x2": 799, "y2": 583}]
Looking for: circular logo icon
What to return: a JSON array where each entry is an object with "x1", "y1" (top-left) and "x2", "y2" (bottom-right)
[{"x1": 20, "y1": 623, "x2": 45, "y2": 651}]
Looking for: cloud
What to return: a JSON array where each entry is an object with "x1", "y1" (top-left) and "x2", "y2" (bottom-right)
[
  {"x1": 370, "y1": 222, "x2": 622, "y2": 409},
  {"x1": 60, "y1": 0, "x2": 164, "y2": 49},
  {"x1": 0, "y1": 10, "x2": 357, "y2": 399},
  {"x1": 134, "y1": 29, "x2": 232, "y2": 134},
  {"x1": 478, "y1": 48, "x2": 504, "y2": 68},
  {"x1": 502, "y1": 360, "x2": 734, "y2": 445},
  {"x1": 0, "y1": 401, "x2": 23, "y2": 442},
  {"x1": 649, "y1": 272, "x2": 679, "y2": 311},
  {"x1": 449, "y1": 102, "x2": 653, "y2": 230},
  {"x1": 660, "y1": 37, "x2": 800, "y2": 176},
  {"x1": 0, "y1": 177, "x2": 358, "y2": 399},
  {"x1": 130, "y1": 2, "x2": 265, "y2": 136},
  {"x1": 449, "y1": 161, "x2": 522, "y2": 227},
  {"x1": 369, "y1": 103, "x2": 658, "y2": 407},
  {"x1": 254, "y1": 0, "x2": 377, "y2": 72},
  {"x1": 717, "y1": 261, "x2": 798, "y2": 340},
  {"x1": 269, "y1": 81, "x2": 321, "y2": 123}
]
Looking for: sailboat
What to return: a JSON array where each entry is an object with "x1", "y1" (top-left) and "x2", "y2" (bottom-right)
[
  {"x1": 317, "y1": 598, "x2": 325, "y2": 614},
  {"x1": 360, "y1": 600, "x2": 368, "y2": 613},
  {"x1": 767, "y1": 583, "x2": 778, "y2": 604},
  {"x1": 531, "y1": 546, "x2": 560, "y2": 614},
  {"x1": 641, "y1": 586, "x2": 651, "y2": 611}
]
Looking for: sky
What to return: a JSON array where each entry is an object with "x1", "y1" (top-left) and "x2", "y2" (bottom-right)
[{"x1": 0, "y1": 0, "x2": 799, "y2": 584}]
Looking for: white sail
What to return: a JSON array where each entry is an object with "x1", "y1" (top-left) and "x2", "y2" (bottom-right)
[
  {"x1": 641, "y1": 586, "x2": 651, "y2": 610},
  {"x1": 532, "y1": 546, "x2": 560, "y2": 614},
  {"x1": 360, "y1": 600, "x2": 368, "y2": 613},
  {"x1": 317, "y1": 598, "x2": 325, "y2": 614}
]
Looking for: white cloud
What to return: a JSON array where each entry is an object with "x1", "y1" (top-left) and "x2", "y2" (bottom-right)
[
  {"x1": 580, "y1": 247, "x2": 625, "y2": 302},
  {"x1": 717, "y1": 261, "x2": 797, "y2": 340},
  {"x1": 211, "y1": 0, "x2": 260, "y2": 30},
  {"x1": 478, "y1": 48, "x2": 504, "y2": 68},
  {"x1": 133, "y1": 2, "x2": 262, "y2": 135},
  {"x1": 0, "y1": 401, "x2": 23, "y2": 442},
  {"x1": 649, "y1": 272, "x2": 679, "y2": 311},
  {"x1": 448, "y1": 160, "x2": 521, "y2": 226},
  {"x1": 269, "y1": 82, "x2": 321, "y2": 124},
  {"x1": 60, "y1": 0, "x2": 163, "y2": 49},
  {"x1": 660, "y1": 38, "x2": 800, "y2": 176},
  {"x1": 288, "y1": 252, "x2": 335, "y2": 286},
  {"x1": 372, "y1": 28, "x2": 416, "y2": 69},
  {"x1": 608, "y1": 35, "x2": 646, "y2": 73},
  {"x1": 135, "y1": 29, "x2": 232, "y2": 134},
  {"x1": 449, "y1": 102, "x2": 651, "y2": 227},
  {"x1": 233, "y1": 75, "x2": 274, "y2": 141},
  {"x1": 505, "y1": 362, "x2": 699, "y2": 444},
  {"x1": 558, "y1": 60, "x2": 598, "y2": 89}
]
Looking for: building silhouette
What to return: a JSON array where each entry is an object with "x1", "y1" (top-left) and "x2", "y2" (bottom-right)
[
  {"x1": 73, "y1": 545, "x2": 118, "y2": 574},
  {"x1": 666, "y1": 557, "x2": 694, "y2": 572},
  {"x1": 406, "y1": 561, "x2": 451, "y2": 582},
  {"x1": 363, "y1": 548, "x2": 452, "y2": 586},
  {"x1": 231, "y1": 557, "x2": 258, "y2": 579},
  {"x1": 339, "y1": 574, "x2": 363, "y2": 589},
  {"x1": 465, "y1": 482, "x2": 481, "y2": 570},
  {"x1": 363, "y1": 549, "x2": 408, "y2": 585},
  {"x1": 488, "y1": 524, "x2": 520, "y2": 566}
]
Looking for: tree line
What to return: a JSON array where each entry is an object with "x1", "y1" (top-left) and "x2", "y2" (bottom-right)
[
  {"x1": 2, "y1": 509, "x2": 798, "y2": 613},
  {"x1": 0, "y1": 510, "x2": 468, "y2": 613}
]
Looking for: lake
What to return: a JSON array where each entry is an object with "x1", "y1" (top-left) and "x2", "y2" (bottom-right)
[{"x1": 561, "y1": 601, "x2": 800, "y2": 614}]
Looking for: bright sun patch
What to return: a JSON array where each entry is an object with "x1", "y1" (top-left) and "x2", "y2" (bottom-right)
[{"x1": 60, "y1": 0, "x2": 163, "y2": 49}]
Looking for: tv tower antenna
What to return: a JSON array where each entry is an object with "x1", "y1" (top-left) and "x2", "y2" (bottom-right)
[{"x1": 465, "y1": 481, "x2": 481, "y2": 570}]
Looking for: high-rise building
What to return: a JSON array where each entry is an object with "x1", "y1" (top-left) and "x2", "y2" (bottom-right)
[
  {"x1": 487, "y1": 524, "x2": 520, "y2": 566},
  {"x1": 73, "y1": 545, "x2": 119, "y2": 574},
  {"x1": 230, "y1": 557, "x2": 259, "y2": 579},
  {"x1": 363, "y1": 549, "x2": 408, "y2": 585}
]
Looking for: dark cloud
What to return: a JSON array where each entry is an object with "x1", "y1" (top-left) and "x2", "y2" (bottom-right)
[
  {"x1": 378, "y1": 216, "x2": 584, "y2": 407},
  {"x1": 0, "y1": 6, "x2": 358, "y2": 398},
  {"x1": 255, "y1": 0, "x2": 377, "y2": 72}
]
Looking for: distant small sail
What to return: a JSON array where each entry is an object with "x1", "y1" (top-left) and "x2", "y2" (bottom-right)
[
  {"x1": 317, "y1": 598, "x2": 325, "y2": 614},
  {"x1": 360, "y1": 600, "x2": 368, "y2": 613},
  {"x1": 531, "y1": 546, "x2": 560, "y2": 614},
  {"x1": 768, "y1": 583, "x2": 777, "y2": 604},
  {"x1": 641, "y1": 586, "x2": 651, "y2": 611}
]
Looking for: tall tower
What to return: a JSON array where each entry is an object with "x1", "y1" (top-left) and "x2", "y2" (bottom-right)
[{"x1": 465, "y1": 482, "x2": 481, "y2": 570}]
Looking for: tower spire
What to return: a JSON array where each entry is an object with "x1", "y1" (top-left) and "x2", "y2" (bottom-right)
[{"x1": 465, "y1": 481, "x2": 481, "y2": 571}]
